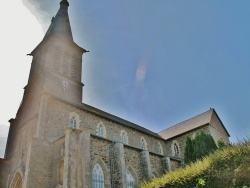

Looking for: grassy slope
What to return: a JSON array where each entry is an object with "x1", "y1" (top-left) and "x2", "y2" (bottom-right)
[{"x1": 140, "y1": 140, "x2": 250, "y2": 188}]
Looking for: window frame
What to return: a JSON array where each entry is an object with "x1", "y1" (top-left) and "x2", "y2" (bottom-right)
[{"x1": 92, "y1": 163, "x2": 105, "y2": 188}]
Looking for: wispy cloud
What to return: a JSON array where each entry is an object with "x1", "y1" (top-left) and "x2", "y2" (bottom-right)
[{"x1": 21, "y1": 0, "x2": 58, "y2": 31}]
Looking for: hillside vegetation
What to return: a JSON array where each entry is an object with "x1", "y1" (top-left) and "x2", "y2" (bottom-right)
[{"x1": 140, "y1": 140, "x2": 250, "y2": 188}]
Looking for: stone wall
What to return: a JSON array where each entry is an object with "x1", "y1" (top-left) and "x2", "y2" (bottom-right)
[
  {"x1": 165, "y1": 126, "x2": 209, "y2": 159},
  {"x1": 45, "y1": 98, "x2": 167, "y2": 154},
  {"x1": 90, "y1": 136, "x2": 111, "y2": 188},
  {"x1": 209, "y1": 113, "x2": 230, "y2": 144},
  {"x1": 6, "y1": 116, "x2": 36, "y2": 159},
  {"x1": 0, "y1": 159, "x2": 9, "y2": 188},
  {"x1": 149, "y1": 153, "x2": 164, "y2": 177},
  {"x1": 51, "y1": 138, "x2": 65, "y2": 187},
  {"x1": 124, "y1": 146, "x2": 145, "y2": 184},
  {"x1": 26, "y1": 138, "x2": 53, "y2": 188},
  {"x1": 170, "y1": 158, "x2": 182, "y2": 171},
  {"x1": 5, "y1": 117, "x2": 37, "y2": 188}
]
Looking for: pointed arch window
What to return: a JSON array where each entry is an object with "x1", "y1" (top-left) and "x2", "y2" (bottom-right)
[
  {"x1": 121, "y1": 131, "x2": 127, "y2": 144},
  {"x1": 70, "y1": 116, "x2": 76, "y2": 129},
  {"x1": 140, "y1": 138, "x2": 147, "y2": 150},
  {"x1": 174, "y1": 143, "x2": 179, "y2": 156},
  {"x1": 92, "y1": 163, "x2": 104, "y2": 188},
  {"x1": 98, "y1": 125, "x2": 104, "y2": 137},
  {"x1": 97, "y1": 122, "x2": 106, "y2": 138},
  {"x1": 157, "y1": 143, "x2": 163, "y2": 155},
  {"x1": 126, "y1": 170, "x2": 135, "y2": 188}
]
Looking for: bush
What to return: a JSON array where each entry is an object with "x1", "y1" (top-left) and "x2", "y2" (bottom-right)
[
  {"x1": 139, "y1": 139, "x2": 250, "y2": 188},
  {"x1": 184, "y1": 132, "x2": 217, "y2": 164}
]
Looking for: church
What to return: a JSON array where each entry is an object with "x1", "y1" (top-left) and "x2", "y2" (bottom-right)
[{"x1": 0, "y1": 1, "x2": 230, "y2": 187}]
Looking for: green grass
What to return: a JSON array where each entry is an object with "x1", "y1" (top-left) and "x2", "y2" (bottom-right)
[{"x1": 139, "y1": 139, "x2": 250, "y2": 188}]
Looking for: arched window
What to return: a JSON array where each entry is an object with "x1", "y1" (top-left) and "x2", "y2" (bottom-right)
[
  {"x1": 157, "y1": 143, "x2": 163, "y2": 154},
  {"x1": 11, "y1": 172, "x2": 22, "y2": 188},
  {"x1": 121, "y1": 131, "x2": 127, "y2": 144},
  {"x1": 174, "y1": 143, "x2": 179, "y2": 156},
  {"x1": 140, "y1": 138, "x2": 147, "y2": 150},
  {"x1": 98, "y1": 125, "x2": 104, "y2": 137},
  {"x1": 92, "y1": 163, "x2": 104, "y2": 188},
  {"x1": 126, "y1": 170, "x2": 135, "y2": 188},
  {"x1": 70, "y1": 116, "x2": 76, "y2": 129}
]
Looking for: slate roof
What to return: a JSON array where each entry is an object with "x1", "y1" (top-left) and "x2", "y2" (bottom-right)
[
  {"x1": 80, "y1": 102, "x2": 165, "y2": 140},
  {"x1": 158, "y1": 108, "x2": 230, "y2": 140},
  {"x1": 53, "y1": 95, "x2": 164, "y2": 140}
]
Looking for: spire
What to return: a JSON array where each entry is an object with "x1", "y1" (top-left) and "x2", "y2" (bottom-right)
[
  {"x1": 44, "y1": 0, "x2": 73, "y2": 41},
  {"x1": 29, "y1": 0, "x2": 88, "y2": 55},
  {"x1": 60, "y1": 0, "x2": 69, "y2": 6}
]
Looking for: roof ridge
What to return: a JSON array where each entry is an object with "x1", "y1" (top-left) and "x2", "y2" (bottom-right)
[{"x1": 158, "y1": 108, "x2": 214, "y2": 133}]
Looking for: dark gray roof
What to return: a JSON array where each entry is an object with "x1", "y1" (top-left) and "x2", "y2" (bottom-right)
[
  {"x1": 158, "y1": 108, "x2": 230, "y2": 140},
  {"x1": 54, "y1": 95, "x2": 164, "y2": 140}
]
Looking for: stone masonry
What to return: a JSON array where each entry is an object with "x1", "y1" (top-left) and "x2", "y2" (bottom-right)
[{"x1": 0, "y1": 1, "x2": 230, "y2": 187}]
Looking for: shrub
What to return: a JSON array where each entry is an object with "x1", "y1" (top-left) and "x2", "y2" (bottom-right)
[
  {"x1": 139, "y1": 139, "x2": 250, "y2": 188},
  {"x1": 184, "y1": 132, "x2": 217, "y2": 164}
]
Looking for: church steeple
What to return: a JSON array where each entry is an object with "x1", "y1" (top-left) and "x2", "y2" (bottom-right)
[
  {"x1": 44, "y1": 0, "x2": 73, "y2": 41},
  {"x1": 25, "y1": 0, "x2": 87, "y2": 106},
  {"x1": 30, "y1": 0, "x2": 87, "y2": 56},
  {"x1": 60, "y1": 0, "x2": 69, "y2": 6}
]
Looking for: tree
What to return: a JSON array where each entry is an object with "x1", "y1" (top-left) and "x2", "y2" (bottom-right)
[
  {"x1": 184, "y1": 132, "x2": 217, "y2": 164},
  {"x1": 184, "y1": 137, "x2": 194, "y2": 164}
]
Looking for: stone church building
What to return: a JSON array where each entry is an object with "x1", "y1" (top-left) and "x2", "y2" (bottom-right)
[{"x1": 0, "y1": 1, "x2": 230, "y2": 187}]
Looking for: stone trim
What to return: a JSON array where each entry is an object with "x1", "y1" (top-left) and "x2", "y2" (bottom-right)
[
  {"x1": 96, "y1": 121, "x2": 107, "y2": 138},
  {"x1": 69, "y1": 112, "x2": 80, "y2": 129}
]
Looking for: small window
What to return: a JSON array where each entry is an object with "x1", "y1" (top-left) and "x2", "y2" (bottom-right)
[
  {"x1": 157, "y1": 143, "x2": 163, "y2": 154},
  {"x1": 174, "y1": 143, "x2": 179, "y2": 156},
  {"x1": 140, "y1": 138, "x2": 147, "y2": 150},
  {"x1": 121, "y1": 131, "x2": 127, "y2": 144},
  {"x1": 70, "y1": 116, "x2": 76, "y2": 129},
  {"x1": 126, "y1": 170, "x2": 135, "y2": 188},
  {"x1": 92, "y1": 163, "x2": 104, "y2": 188},
  {"x1": 98, "y1": 125, "x2": 104, "y2": 137}
]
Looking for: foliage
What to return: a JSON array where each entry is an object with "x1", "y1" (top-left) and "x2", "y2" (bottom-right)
[
  {"x1": 139, "y1": 139, "x2": 250, "y2": 188},
  {"x1": 184, "y1": 132, "x2": 217, "y2": 164},
  {"x1": 184, "y1": 137, "x2": 194, "y2": 164},
  {"x1": 217, "y1": 139, "x2": 226, "y2": 149}
]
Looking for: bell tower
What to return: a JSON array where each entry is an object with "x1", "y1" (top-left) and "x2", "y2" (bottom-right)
[{"x1": 26, "y1": 0, "x2": 88, "y2": 106}]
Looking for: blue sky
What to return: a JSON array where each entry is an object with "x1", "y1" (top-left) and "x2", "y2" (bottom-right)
[
  {"x1": 0, "y1": 0, "x2": 250, "y2": 156},
  {"x1": 70, "y1": 1, "x2": 250, "y2": 142}
]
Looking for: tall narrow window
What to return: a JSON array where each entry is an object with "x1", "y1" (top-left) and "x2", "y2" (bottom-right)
[
  {"x1": 141, "y1": 138, "x2": 146, "y2": 150},
  {"x1": 174, "y1": 143, "x2": 179, "y2": 156},
  {"x1": 157, "y1": 143, "x2": 163, "y2": 155},
  {"x1": 126, "y1": 170, "x2": 134, "y2": 188},
  {"x1": 71, "y1": 55, "x2": 78, "y2": 79},
  {"x1": 62, "y1": 52, "x2": 70, "y2": 75},
  {"x1": 53, "y1": 48, "x2": 62, "y2": 70},
  {"x1": 98, "y1": 125, "x2": 104, "y2": 137},
  {"x1": 92, "y1": 163, "x2": 104, "y2": 188},
  {"x1": 70, "y1": 116, "x2": 76, "y2": 129},
  {"x1": 121, "y1": 131, "x2": 127, "y2": 144}
]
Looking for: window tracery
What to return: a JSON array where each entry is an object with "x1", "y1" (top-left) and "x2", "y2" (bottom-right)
[{"x1": 92, "y1": 163, "x2": 104, "y2": 188}]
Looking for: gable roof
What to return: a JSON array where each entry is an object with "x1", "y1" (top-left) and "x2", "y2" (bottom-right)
[
  {"x1": 52, "y1": 95, "x2": 164, "y2": 140},
  {"x1": 158, "y1": 108, "x2": 230, "y2": 140}
]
